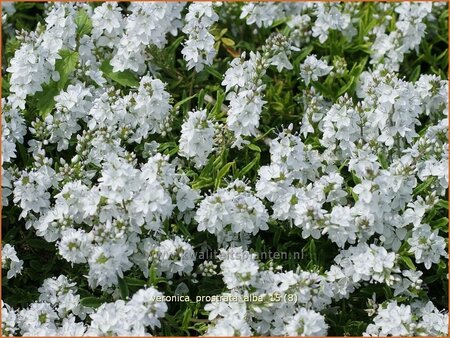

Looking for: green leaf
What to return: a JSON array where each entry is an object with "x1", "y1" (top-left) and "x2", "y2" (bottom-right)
[
  {"x1": 35, "y1": 82, "x2": 59, "y2": 117},
  {"x1": 118, "y1": 277, "x2": 129, "y2": 299},
  {"x1": 294, "y1": 45, "x2": 314, "y2": 67},
  {"x1": 311, "y1": 81, "x2": 334, "y2": 99},
  {"x1": 351, "y1": 172, "x2": 362, "y2": 185},
  {"x1": 350, "y1": 188, "x2": 359, "y2": 202},
  {"x1": 215, "y1": 162, "x2": 234, "y2": 189},
  {"x1": 148, "y1": 263, "x2": 158, "y2": 286},
  {"x1": 248, "y1": 144, "x2": 261, "y2": 152},
  {"x1": 413, "y1": 177, "x2": 435, "y2": 196},
  {"x1": 123, "y1": 276, "x2": 147, "y2": 287},
  {"x1": 100, "y1": 60, "x2": 139, "y2": 87},
  {"x1": 55, "y1": 49, "x2": 79, "y2": 90},
  {"x1": 423, "y1": 274, "x2": 440, "y2": 284},
  {"x1": 238, "y1": 154, "x2": 260, "y2": 178},
  {"x1": 158, "y1": 141, "x2": 177, "y2": 153},
  {"x1": 75, "y1": 8, "x2": 93, "y2": 38},
  {"x1": 211, "y1": 90, "x2": 226, "y2": 118},
  {"x1": 409, "y1": 65, "x2": 421, "y2": 82},
  {"x1": 221, "y1": 37, "x2": 235, "y2": 47},
  {"x1": 308, "y1": 239, "x2": 317, "y2": 265},
  {"x1": 182, "y1": 308, "x2": 192, "y2": 330},
  {"x1": 166, "y1": 36, "x2": 185, "y2": 56},
  {"x1": 273, "y1": 226, "x2": 282, "y2": 247},
  {"x1": 30, "y1": 260, "x2": 43, "y2": 271},
  {"x1": 254, "y1": 128, "x2": 274, "y2": 142},
  {"x1": 197, "y1": 89, "x2": 206, "y2": 108},
  {"x1": 167, "y1": 145, "x2": 179, "y2": 156},
  {"x1": 433, "y1": 217, "x2": 449, "y2": 233},
  {"x1": 176, "y1": 222, "x2": 191, "y2": 238},
  {"x1": 33, "y1": 49, "x2": 78, "y2": 117},
  {"x1": 336, "y1": 76, "x2": 355, "y2": 98},
  {"x1": 205, "y1": 66, "x2": 223, "y2": 80},
  {"x1": 174, "y1": 94, "x2": 197, "y2": 111},
  {"x1": 192, "y1": 177, "x2": 214, "y2": 190},
  {"x1": 377, "y1": 152, "x2": 389, "y2": 170},
  {"x1": 436, "y1": 200, "x2": 448, "y2": 210},
  {"x1": 80, "y1": 297, "x2": 104, "y2": 309},
  {"x1": 349, "y1": 57, "x2": 368, "y2": 78},
  {"x1": 400, "y1": 256, "x2": 416, "y2": 271}
]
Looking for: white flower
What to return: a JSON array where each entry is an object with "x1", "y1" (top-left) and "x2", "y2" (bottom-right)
[
  {"x1": 219, "y1": 247, "x2": 259, "y2": 289},
  {"x1": 131, "y1": 75, "x2": 173, "y2": 139},
  {"x1": 206, "y1": 316, "x2": 253, "y2": 336},
  {"x1": 127, "y1": 288, "x2": 168, "y2": 329},
  {"x1": 181, "y1": 2, "x2": 218, "y2": 71},
  {"x1": 6, "y1": 4, "x2": 77, "y2": 108},
  {"x1": 408, "y1": 224, "x2": 446, "y2": 269},
  {"x1": 57, "y1": 229, "x2": 92, "y2": 264},
  {"x1": 417, "y1": 301, "x2": 448, "y2": 336},
  {"x1": 110, "y1": 2, "x2": 185, "y2": 73},
  {"x1": 57, "y1": 316, "x2": 87, "y2": 336},
  {"x1": 87, "y1": 241, "x2": 133, "y2": 289},
  {"x1": 300, "y1": 55, "x2": 333, "y2": 85},
  {"x1": 86, "y1": 300, "x2": 133, "y2": 336},
  {"x1": 2, "y1": 244, "x2": 23, "y2": 279},
  {"x1": 195, "y1": 180, "x2": 269, "y2": 241},
  {"x1": 17, "y1": 302, "x2": 59, "y2": 335},
  {"x1": 284, "y1": 308, "x2": 328, "y2": 336},
  {"x1": 364, "y1": 301, "x2": 414, "y2": 336},
  {"x1": 91, "y1": 2, "x2": 124, "y2": 48},
  {"x1": 2, "y1": 302, "x2": 19, "y2": 336},
  {"x1": 240, "y1": 2, "x2": 291, "y2": 28},
  {"x1": 1, "y1": 98, "x2": 26, "y2": 164},
  {"x1": 38, "y1": 275, "x2": 81, "y2": 318},
  {"x1": 179, "y1": 109, "x2": 216, "y2": 168},
  {"x1": 150, "y1": 236, "x2": 195, "y2": 278}
]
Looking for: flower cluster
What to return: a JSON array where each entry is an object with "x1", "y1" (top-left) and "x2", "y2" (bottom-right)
[
  {"x1": 2, "y1": 2, "x2": 448, "y2": 337},
  {"x1": 181, "y1": 2, "x2": 219, "y2": 72},
  {"x1": 2, "y1": 244, "x2": 23, "y2": 279},
  {"x1": 3, "y1": 277, "x2": 167, "y2": 336}
]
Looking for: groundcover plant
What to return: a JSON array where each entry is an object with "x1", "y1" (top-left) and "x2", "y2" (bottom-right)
[{"x1": 1, "y1": 1, "x2": 449, "y2": 336}]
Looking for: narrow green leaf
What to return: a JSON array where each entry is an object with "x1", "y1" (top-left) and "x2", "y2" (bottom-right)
[
  {"x1": 148, "y1": 264, "x2": 158, "y2": 286},
  {"x1": 192, "y1": 178, "x2": 214, "y2": 190},
  {"x1": 400, "y1": 256, "x2": 416, "y2": 271},
  {"x1": 124, "y1": 276, "x2": 147, "y2": 287},
  {"x1": 336, "y1": 76, "x2": 355, "y2": 98},
  {"x1": 436, "y1": 200, "x2": 448, "y2": 210},
  {"x1": 433, "y1": 217, "x2": 449, "y2": 233},
  {"x1": 118, "y1": 277, "x2": 129, "y2": 300},
  {"x1": 221, "y1": 37, "x2": 235, "y2": 47},
  {"x1": 182, "y1": 308, "x2": 192, "y2": 330},
  {"x1": 409, "y1": 65, "x2": 421, "y2": 82},
  {"x1": 248, "y1": 144, "x2": 261, "y2": 152},
  {"x1": 100, "y1": 60, "x2": 139, "y2": 87},
  {"x1": 215, "y1": 161, "x2": 234, "y2": 189},
  {"x1": 377, "y1": 153, "x2": 389, "y2": 170},
  {"x1": 174, "y1": 94, "x2": 197, "y2": 111},
  {"x1": 75, "y1": 8, "x2": 93, "y2": 38},
  {"x1": 311, "y1": 81, "x2": 334, "y2": 99},
  {"x1": 211, "y1": 90, "x2": 225, "y2": 117},
  {"x1": 413, "y1": 177, "x2": 435, "y2": 196},
  {"x1": 80, "y1": 297, "x2": 104, "y2": 309},
  {"x1": 254, "y1": 128, "x2": 274, "y2": 142},
  {"x1": 294, "y1": 45, "x2": 314, "y2": 67},
  {"x1": 205, "y1": 66, "x2": 223, "y2": 80},
  {"x1": 238, "y1": 154, "x2": 260, "y2": 178}
]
